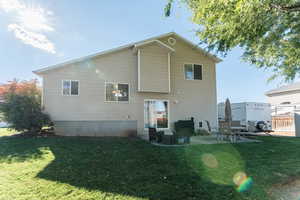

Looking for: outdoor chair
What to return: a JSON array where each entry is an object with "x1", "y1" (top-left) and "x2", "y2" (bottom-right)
[
  {"x1": 218, "y1": 121, "x2": 238, "y2": 143},
  {"x1": 148, "y1": 128, "x2": 164, "y2": 143}
]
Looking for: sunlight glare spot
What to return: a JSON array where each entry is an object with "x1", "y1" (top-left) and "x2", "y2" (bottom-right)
[
  {"x1": 233, "y1": 172, "x2": 253, "y2": 192},
  {"x1": 201, "y1": 153, "x2": 218, "y2": 168},
  {"x1": 95, "y1": 69, "x2": 105, "y2": 79},
  {"x1": 0, "y1": 0, "x2": 56, "y2": 53},
  {"x1": 18, "y1": 7, "x2": 54, "y2": 32}
]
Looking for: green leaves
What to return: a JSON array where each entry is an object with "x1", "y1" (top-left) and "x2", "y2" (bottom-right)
[
  {"x1": 0, "y1": 80, "x2": 51, "y2": 133},
  {"x1": 166, "y1": 0, "x2": 300, "y2": 81},
  {"x1": 165, "y1": 0, "x2": 174, "y2": 17}
]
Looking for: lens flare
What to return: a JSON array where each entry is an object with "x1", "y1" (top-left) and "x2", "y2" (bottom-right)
[
  {"x1": 202, "y1": 153, "x2": 218, "y2": 168},
  {"x1": 233, "y1": 172, "x2": 253, "y2": 192}
]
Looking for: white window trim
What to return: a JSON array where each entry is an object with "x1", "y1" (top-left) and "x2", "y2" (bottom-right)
[
  {"x1": 138, "y1": 49, "x2": 141, "y2": 91},
  {"x1": 62, "y1": 80, "x2": 80, "y2": 96},
  {"x1": 104, "y1": 82, "x2": 130, "y2": 103},
  {"x1": 168, "y1": 53, "x2": 171, "y2": 93},
  {"x1": 144, "y1": 99, "x2": 170, "y2": 130},
  {"x1": 183, "y1": 63, "x2": 203, "y2": 81}
]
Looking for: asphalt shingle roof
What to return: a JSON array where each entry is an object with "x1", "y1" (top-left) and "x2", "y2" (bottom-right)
[{"x1": 266, "y1": 82, "x2": 300, "y2": 96}]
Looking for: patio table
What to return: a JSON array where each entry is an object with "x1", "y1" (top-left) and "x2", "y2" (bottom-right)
[{"x1": 218, "y1": 128, "x2": 243, "y2": 143}]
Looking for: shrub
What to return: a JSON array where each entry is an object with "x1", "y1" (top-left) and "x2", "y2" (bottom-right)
[{"x1": 0, "y1": 80, "x2": 51, "y2": 134}]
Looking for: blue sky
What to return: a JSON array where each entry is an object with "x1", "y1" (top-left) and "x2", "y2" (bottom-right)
[{"x1": 0, "y1": 0, "x2": 290, "y2": 103}]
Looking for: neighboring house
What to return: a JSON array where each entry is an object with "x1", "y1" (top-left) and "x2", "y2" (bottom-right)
[
  {"x1": 266, "y1": 82, "x2": 300, "y2": 135},
  {"x1": 266, "y1": 82, "x2": 300, "y2": 116},
  {"x1": 34, "y1": 32, "x2": 221, "y2": 137}
]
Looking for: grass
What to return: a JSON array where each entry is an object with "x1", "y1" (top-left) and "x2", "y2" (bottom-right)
[{"x1": 1, "y1": 128, "x2": 300, "y2": 200}]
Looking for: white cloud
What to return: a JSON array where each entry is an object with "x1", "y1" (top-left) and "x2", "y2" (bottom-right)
[
  {"x1": 18, "y1": 7, "x2": 54, "y2": 32},
  {"x1": 8, "y1": 24, "x2": 55, "y2": 54},
  {"x1": 0, "y1": 0, "x2": 24, "y2": 12},
  {"x1": 0, "y1": 0, "x2": 56, "y2": 54}
]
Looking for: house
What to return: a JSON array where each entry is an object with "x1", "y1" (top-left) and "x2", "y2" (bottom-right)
[
  {"x1": 266, "y1": 82, "x2": 300, "y2": 136},
  {"x1": 265, "y1": 82, "x2": 300, "y2": 116},
  {"x1": 33, "y1": 32, "x2": 221, "y2": 137}
]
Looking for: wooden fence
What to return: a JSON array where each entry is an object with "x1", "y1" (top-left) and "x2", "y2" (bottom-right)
[{"x1": 272, "y1": 115, "x2": 295, "y2": 131}]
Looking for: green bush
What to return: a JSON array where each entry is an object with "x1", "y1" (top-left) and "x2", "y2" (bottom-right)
[{"x1": 0, "y1": 80, "x2": 51, "y2": 134}]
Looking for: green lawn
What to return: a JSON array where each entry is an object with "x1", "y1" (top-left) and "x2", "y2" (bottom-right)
[{"x1": 1, "y1": 128, "x2": 300, "y2": 200}]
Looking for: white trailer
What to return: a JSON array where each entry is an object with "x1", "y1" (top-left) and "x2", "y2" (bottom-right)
[{"x1": 218, "y1": 102, "x2": 272, "y2": 131}]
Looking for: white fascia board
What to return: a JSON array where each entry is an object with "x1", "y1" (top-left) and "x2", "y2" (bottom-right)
[
  {"x1": 33, "y1": 32, "x2": 222, "y2": 75},
  {"x1": 134, "y1": 40, "x2": 175, "y2": 52}
]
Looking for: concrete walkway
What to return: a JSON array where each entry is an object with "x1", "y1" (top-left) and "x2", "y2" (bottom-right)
[
  {"x1": 190, "y1": 135, "x2": 261, "y2": 145},
  {"x1": 148, "y1": 135, "x2": 261, "y2": 147},
  {"x1": 243, "y1": 131, "x2": 296, "y2": 137}
]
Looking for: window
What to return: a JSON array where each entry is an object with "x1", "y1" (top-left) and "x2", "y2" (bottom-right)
[
  {"x1": 62, "y1": 80, "x2": 79, "y2": 96},
  {"x1": 184, "y1": 64, "x2": 202, "y2": 80},
  {"x1": 144, "y1": 100, "x2": 169, "y2": 129},
  {"x1": 105, "y1": 83, "x2": 129, "y2": 102}
]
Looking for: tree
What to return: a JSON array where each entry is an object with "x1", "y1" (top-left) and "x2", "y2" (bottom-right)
[
  {"x1": 0, "y1": 80, "x2": 51, "y2": 134},
  {"x1": 165, "y1": 0, "x2": 300, "y2": 81},
  {"x1": 225, "y1": 98, "x2": 232, "y2": 128}
]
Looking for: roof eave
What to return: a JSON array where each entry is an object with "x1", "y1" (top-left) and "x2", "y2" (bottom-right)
[
  {"x1": 33, "y1": 32, "x2": 222, "y2": 74},
  {"x1": 170, "y1": 32, "x2": 222, "y2": 63},
  {"x1": 134, "y1": 40, "x2": 175, "y2": 52}
]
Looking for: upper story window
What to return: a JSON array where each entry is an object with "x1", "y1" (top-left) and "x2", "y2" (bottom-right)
[
  {"x1": 184, "y1": 64, "x2": 202, "y2": 80},
  {"x1": 105, "y1": 82, "x2": 129, "y2": 102},
  {"x1": 62, "y1": 80, "x2": 79, "y2": 96}
]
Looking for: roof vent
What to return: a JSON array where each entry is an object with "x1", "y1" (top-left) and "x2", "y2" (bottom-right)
[{"x1": 168, "y1": 37, "x2": 176, "y2": 46}]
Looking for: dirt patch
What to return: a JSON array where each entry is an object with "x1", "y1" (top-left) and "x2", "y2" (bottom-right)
[
  {"x1": 269, "y1": 176, "x2": 300, "y2": 200},
  {"x1": 10, "y1": 133, "x2": 57, "y2": 138},
  {"x1": 9, "y1": 129, "x2": 57, "y2": 138}
]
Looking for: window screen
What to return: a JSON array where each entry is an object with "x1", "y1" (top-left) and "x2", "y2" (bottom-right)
[
  {"x1": 63, "y1": 80, "x2": 71, "y2": 95},
  {"x1": 118, "y1": 84, "x2": 129, "y2": 102},
  {"x1": 184, "y1": 64, "x2": 202, "y2": 80},
  {"x1": 194, "y1": 65, "x2": 202, "y2": 80},
  {"x1": 71, "y1": 81, "x2": 79, "y2": 95},
  {"x1": 63, "y1": 80, "x2": 79, "y2": 96},
  {"x1": 184, "y1": 64, "x2": 193, "y2": 80}
]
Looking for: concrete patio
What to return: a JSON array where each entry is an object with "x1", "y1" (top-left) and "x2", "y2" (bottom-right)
[
  {"x1": 190, "y1": 135, "x2": 262, "y2": 145},
  {"x1": 148, "y1": 134, "x2": 262, "y2": 147}
]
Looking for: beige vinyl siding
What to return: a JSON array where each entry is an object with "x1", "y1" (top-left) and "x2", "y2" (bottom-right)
[
  {"x1": 41, "y1": 34, "x2": 218, "y2": 136},
  {"x1": 138, "y1": 43, "x2": 170, "y2": 93},
  {"x1": 42, "y1": 48, "x2": 139, "y2": 121}
]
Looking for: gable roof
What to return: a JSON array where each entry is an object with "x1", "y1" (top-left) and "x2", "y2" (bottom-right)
[
  {"x1": 134, "y1": 40, "x2": 175, "y2": 52},
  {"x1": 265, "y1": 82, "x2": 300, "y2": 96},
  {"x1": 33, "y1": 32, "x2": 222, "y2": 75}
]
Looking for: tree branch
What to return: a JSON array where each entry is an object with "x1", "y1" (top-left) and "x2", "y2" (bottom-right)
[{"x1": 270, "y1": 2, "x2": 300, "y2": 12}]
